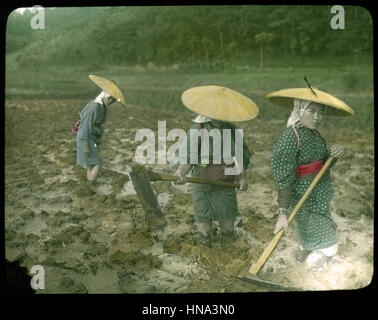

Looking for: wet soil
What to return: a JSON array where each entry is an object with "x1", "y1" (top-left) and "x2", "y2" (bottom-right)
[{"x1": 4, "y1": 98, "x2": 374, "y2": 293}]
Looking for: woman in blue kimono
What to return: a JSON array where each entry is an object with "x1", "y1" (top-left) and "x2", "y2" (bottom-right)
[
  {"x1": 175, "y1": 115, "x2": 251, "y2": 248},
  {"x1": 76, "y1": 75, "x2": 126, "y2": 182},
  {"x1": 76, "y1": 91, "x2": 116, "y2": 181}
]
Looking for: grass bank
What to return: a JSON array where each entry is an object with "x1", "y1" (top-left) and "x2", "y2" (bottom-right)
[{"x1": 5, "y1": 58, "x2": 374, "y2": 132}]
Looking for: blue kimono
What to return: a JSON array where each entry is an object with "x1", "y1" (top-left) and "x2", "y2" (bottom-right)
[
  {"x1": 76, "y1": 101, "x2": 107, "y2": 168},
  {"x1": 183, "y1": 121, "x2": 252, "y2": 223}
]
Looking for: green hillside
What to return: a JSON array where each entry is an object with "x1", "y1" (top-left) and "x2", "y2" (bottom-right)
[
  {"x1": 6, "y1": 6, "x2": 373, "y2": 68},
  {"x1": 5, "y1": 6, "x2": 374, "y2": 131}
]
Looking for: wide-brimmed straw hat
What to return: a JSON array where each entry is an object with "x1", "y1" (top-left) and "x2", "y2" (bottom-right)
[
  {"x1": 181, "y1": 85, "x2": 259, "y2": 122},
  {"x1": 89, "y1": 74, "x2": 126, "y2": 106},
  {"x1": 266, "y1": 88, "x2": 354, "y2": 116}
]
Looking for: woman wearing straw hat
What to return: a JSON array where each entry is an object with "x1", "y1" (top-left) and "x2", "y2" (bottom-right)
[
  {"x1": 76, "y1": 75, "x2": 126, "y2": 182},
  {"x1": 268, "y1": 85, "x2": 354, "y2": 269},
  {"x1": 175, "y1": 86, "x2": 259, "y2": 248}
]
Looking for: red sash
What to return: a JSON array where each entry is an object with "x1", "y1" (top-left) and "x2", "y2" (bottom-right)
[{"x1": 296, "y1": 160, "x2": 323, "y2": 176}]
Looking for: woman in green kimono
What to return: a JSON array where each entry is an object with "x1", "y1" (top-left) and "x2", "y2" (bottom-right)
[
  {"x1": 76, "y1": 75, "x2": 126, "y2": 181},
  {"x1": 270, "y1": 97, "x2": 346, "y2": 268}
]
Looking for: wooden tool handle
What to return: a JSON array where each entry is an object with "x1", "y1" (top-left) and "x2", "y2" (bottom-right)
[
  {"x1": 147, "y1": 170, "x2": 240, "y2": 188},
  {"x1": 248, "y1": 157, "x2": 334, "y2": 276},
  {"x1": 185, "y1": 176, "x2": 240, "y2": 188}
]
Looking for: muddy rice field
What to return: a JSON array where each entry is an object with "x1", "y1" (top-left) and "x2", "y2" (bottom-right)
[{"x1": 4, "y1": 98, "x2": 374, "y2": 294}]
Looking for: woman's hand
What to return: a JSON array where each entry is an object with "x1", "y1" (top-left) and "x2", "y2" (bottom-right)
[
  {"x1": 174, "y1": 164, "x2": 192, "y2": 184},
  {"x1": 329, "y1": 144, "x2": 344, "y2": 158},
  {"x1": 239, "y1": 169, "x2": 248, "y2": 191},
  {"x1": 239, "y1": 177, "x2": 248, "y2": 191},
  {"x1": 273, "y1": 208, "x2": 289, "y2": 234}
]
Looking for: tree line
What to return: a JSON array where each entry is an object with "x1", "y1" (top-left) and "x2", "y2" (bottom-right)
[{"x1": 6, "y1": 5, "x2": 373, "y2": 68}]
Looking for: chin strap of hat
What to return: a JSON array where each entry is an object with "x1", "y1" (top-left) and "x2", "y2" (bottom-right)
[{"x1": 291, "y1": 125, "x2": 301, "y2": 150}]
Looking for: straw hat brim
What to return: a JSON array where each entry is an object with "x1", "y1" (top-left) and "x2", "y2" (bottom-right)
[
  {"x1": 89, "y1": 75, "x2": 126, "y2": 106},
  {"x1": 266, "y1": 88, "x2": 354, "y2": 116},
  {"x1": 181, "y1": 85, "x2": 259, "y2": 122}
]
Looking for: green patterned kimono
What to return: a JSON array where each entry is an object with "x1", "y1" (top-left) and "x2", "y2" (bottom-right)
[
  {"x1": 270, "y1": 125, "x2": 338, "y2": 251},
  {"x1": 182, "y1": 121, "x2": 251, "y2": 223}
]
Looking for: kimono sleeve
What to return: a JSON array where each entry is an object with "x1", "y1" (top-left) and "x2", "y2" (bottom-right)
[
  {"x1": 227, "y1": 122, "x2": 251, "y2": 170},
  {"x1": 323, "y1": 146, "x2": 338, "y2": 170},
  {"x1": 178, "y1": 124, "x2": 200, "y2": 165},
  {"x1": 270, "y1": 127, "x2": 298, "y2": 189},
  {"x1": 242, "y1": 133, "x2": 252, "y2": 169},
  {"x1": 78, "y1": 104, "x2": 98, "y2": 141}
]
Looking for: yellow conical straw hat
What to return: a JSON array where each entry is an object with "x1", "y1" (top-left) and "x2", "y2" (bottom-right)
[
  {"x1": 181, "y1": 85, "x2": 259, "y2": 122},
  {"x1": 89, "y1": 75, "x2": 126, "y2": 106},
  {"x1": 266, "y1": 88, "x2": 354, "y2": 116}
]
